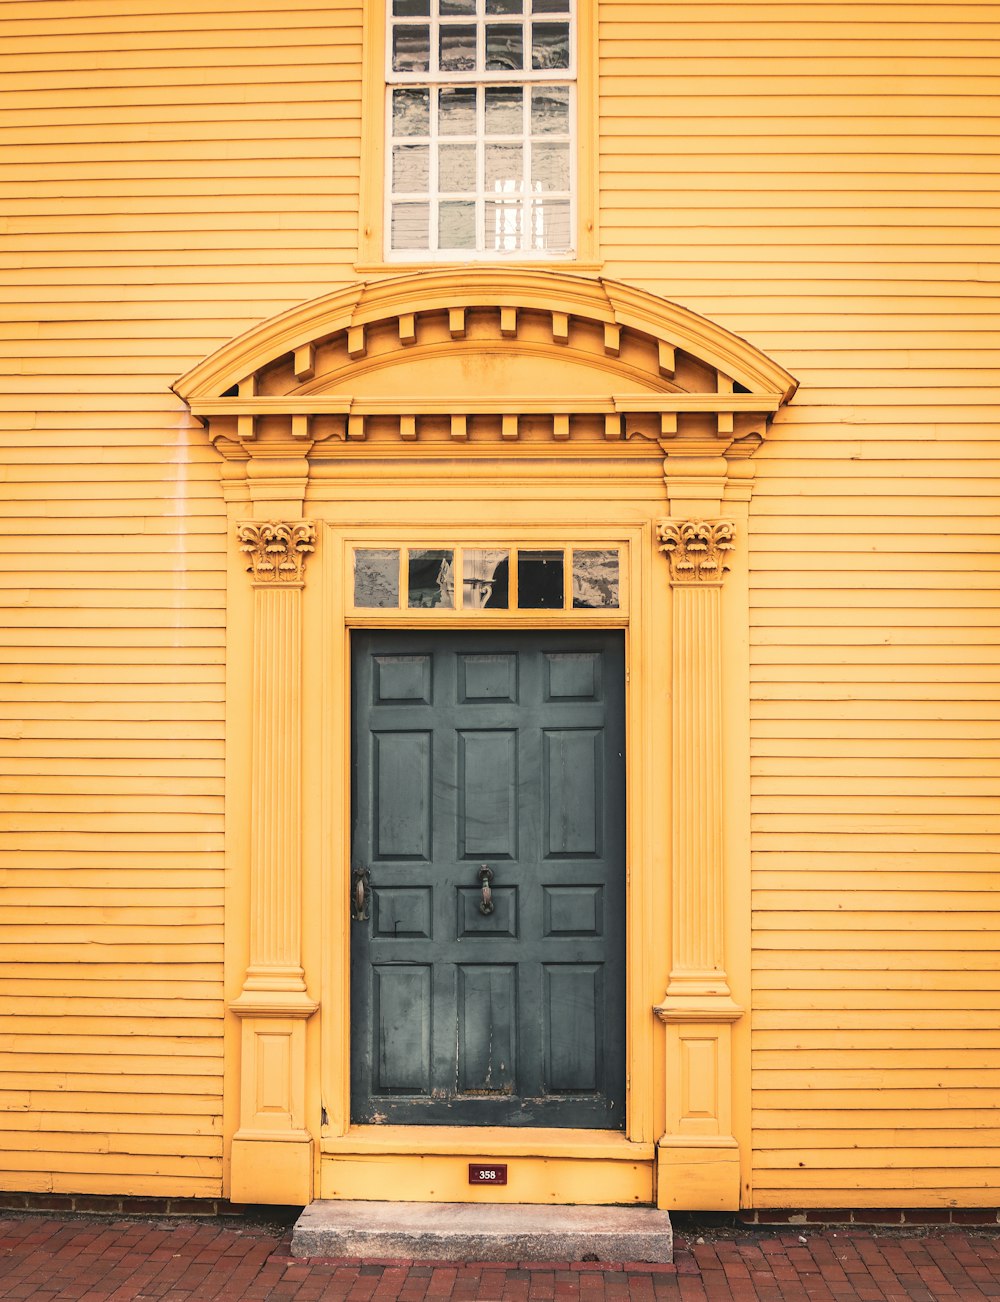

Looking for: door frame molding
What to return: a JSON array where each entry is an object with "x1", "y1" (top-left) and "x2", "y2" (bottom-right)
[
  {"x1": 312, "y1": 520, "x2": 659, "y2": 1204},
  {"x1": 174, "y1": 268, "x2": 796, "y2": 1208}
]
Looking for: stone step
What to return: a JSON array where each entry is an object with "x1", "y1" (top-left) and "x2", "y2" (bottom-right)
[{"x1": 291, "y1": 1200, "x2": 673, "y2": 1263}]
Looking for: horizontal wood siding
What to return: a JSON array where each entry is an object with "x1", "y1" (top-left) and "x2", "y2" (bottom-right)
[
  {"x1": 3, "y1": 0, "x2": 997, "y2": 1203},
  {"x1": 0, "y1": 0, "x2": 363, "y2": 1196},
  {"x1": 597, "y1": 0, "x2": 1000, "y2": 1205}
]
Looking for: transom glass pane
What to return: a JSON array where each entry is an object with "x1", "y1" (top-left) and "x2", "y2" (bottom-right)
[
  {"x1": 572, "y1": 550, "x2": 620, "y2": 609},
  {"x1": 463, "y1": 549, "x2": 510, "y2": 608},
  {"x1": 408, "y1": 549, "x2": 456, "y2": 608},
  {"x1": 517, "y1": 550, "x2": 564, "y2": 608},
  {"x1": 355, "y1": 550, "x2": 401, "y2": 608}
]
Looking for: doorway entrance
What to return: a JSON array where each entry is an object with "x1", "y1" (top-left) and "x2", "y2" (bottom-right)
[{"x1": 350, "y1": 630, "x2": 626, "y2": 1129}]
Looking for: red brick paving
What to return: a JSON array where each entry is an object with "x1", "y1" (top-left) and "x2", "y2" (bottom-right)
[{"x1": 1, "y1": 1216, "x2": 999, "y2": 1300}]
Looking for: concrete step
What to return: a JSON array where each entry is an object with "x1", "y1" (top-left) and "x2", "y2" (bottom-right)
[{"x1": 291, "y1": 1200, "x2": 673, "y2": 1263}]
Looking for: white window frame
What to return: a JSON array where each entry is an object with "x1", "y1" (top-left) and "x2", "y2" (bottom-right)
[{"x1": 383, "y1": 0, "x2": 578, "y2": 261}]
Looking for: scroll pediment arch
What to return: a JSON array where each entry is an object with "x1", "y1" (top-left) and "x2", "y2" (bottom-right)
[{"x1": 173, "y1": 269, "x2": 796, "y2": 460}]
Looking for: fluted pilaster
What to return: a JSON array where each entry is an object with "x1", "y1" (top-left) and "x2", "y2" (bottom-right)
[
  {"x1": 235, "y1": 521, "x2": 316, "y2": 995},
  {"x1": 653, "y1": 518, "x2": 743, "y2": 1211}
]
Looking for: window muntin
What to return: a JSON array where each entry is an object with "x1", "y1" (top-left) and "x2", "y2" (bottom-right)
[{"x1": 386, "y1": 0, "x2": 575, "y2": 258}]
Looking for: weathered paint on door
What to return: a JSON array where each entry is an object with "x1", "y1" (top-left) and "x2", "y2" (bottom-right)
[{"x1": 350, "y1": 631, "x2": 626, "y2": 1128}]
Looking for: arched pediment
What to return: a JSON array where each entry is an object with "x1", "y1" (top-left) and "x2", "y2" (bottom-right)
[{"x1": 173, "y1": 269, "x2": 796, "y2": 458}]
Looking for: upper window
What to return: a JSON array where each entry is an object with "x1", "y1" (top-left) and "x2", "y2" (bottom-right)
[{"x1": 386, "y1": 0, "x2": 575, "y2": 259}]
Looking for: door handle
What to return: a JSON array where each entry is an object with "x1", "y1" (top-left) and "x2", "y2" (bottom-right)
[
  {"x1": 477, "y1": 864, "x2": 495, "y2": 915},
  {"x1": 351, "y1": 868, "x2": 371, "y2": 922}
]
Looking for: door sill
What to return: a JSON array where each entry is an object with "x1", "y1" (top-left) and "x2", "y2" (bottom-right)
[
  {"x1": 319, "y1": 1127, "x2": 655, "y2": 1203},
  {"x1": 321, "y1": 1125, "x2": 654, "y2": 1160}
]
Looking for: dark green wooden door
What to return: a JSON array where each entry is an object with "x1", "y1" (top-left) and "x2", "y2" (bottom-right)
[{"x1": 350, "y1": 631, "x2": 626, "y2": 1129}]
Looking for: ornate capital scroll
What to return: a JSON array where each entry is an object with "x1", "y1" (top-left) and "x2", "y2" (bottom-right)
[
  {"x1": 656, "y1": 520, "x2": 735, "y2": 585},
  {"x1": 238, "y1": 521, "x2": 316, "y2": 584}
]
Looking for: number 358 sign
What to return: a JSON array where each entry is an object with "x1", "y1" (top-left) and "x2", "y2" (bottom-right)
[{"x1": 469, "y1": 1163, "x2": 508, "y2": 1186}]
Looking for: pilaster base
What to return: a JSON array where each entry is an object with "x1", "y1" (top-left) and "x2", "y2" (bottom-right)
[
  {"x1": 656, "y1": 1139, "x2": 740, "y2": 1211},
  {"x1": 231, "y1": 1134, "x2": 314, "y2": 1206}
]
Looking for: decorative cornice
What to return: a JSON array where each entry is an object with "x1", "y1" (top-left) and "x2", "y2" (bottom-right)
[
  {"x1": 238, "y1": 521, "x2": 316, "y2": 583},
  {"x1": 172, "y1": 269, "x2": 797, "y2": 411},
  {"x1": 656, "y1": 520, "x2": 736, "y2": 584}
]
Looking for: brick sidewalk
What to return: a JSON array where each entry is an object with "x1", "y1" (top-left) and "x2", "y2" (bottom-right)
[{"x1": 2, "y1": 1215, "x2": 1000, "y2": 1301}]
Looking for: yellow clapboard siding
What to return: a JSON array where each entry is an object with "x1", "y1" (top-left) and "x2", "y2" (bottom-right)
[
  {"x1": 755, "y1": 1110, "x2": 1000, "y2": 1131},
  {"x1": 3, "y1": 0, "x2": 998, "y2": 1210},
  {"x1": 0, "y1": 999, "x2": 223, "y2": 1019},
  {"x1": 0, "y1": 1131, "x2": 222, "y2": 1158},
  {"x1": 0, "y1": 1111, "x2": 221, "y2": 1135}
]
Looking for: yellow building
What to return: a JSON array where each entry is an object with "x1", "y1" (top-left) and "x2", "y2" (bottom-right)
[{"x1": 2, "y1": 0, "x2": 998, "y2": 1214}]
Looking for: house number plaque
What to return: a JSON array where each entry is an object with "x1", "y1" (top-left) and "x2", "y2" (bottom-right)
[{"x1": 469, "y1": 1163, "x2": 507, "y2": 1186}]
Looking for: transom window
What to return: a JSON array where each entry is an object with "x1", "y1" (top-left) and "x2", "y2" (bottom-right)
[
  {"x1": 386, "y1": 0, "x2": 575, "y2": 258},
  {"x1": 352, "y1": 546, "x2": 620, "y2": 611}
]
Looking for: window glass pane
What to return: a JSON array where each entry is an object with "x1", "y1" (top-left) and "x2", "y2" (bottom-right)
[
  {"x1": 438, "y1": 142, "x2": 476, "y2": 191},
  {"x1": 391, "y1": 202, "x2": 430, "y2": 249},
  {"x1": 355, "y1": 550, "x2": 400, "y2": 608},
  {"x1": 530, "y1": 85, "x2": 569, "y2": 135},
  {"x1": 484, "y1": 86, "x2": 523, "y2": 135},
  {"x1": 531, "y1": 21, "x2": 570, "y2": 69},
  {"x1": 440, "y1": 24, "x2": 477, "y2": 71},
  {"x1": 392, "y1": 23, "x2": 431, "y2": 71},
  {"x1": 572, "y1": 550, "x2": 620, "y2": 609},
  {"x1": 392, "y1": 144, "x2": 430, "y2": 192},
  {"x1": 440, "y1": 0, "x2": 476, "y2": 12},
  {"x1": 487, "y1": 0, "x2": 522, "y2": 11},
  {"x1": 393, "y1": 0, "x2": 429, "y2": 13},
  {"x1": 531, "y1": 0, "x2": 569, "y2": 11},
  {"x1": 393, "y1": 87, "x2": 431, "y2": 136},
  {"x1": 528, "y1": 198, "x2": 570, "y2": 250},
  {"x1": 408, "y1": 550, "x2": 455, "y2": 608},
  {"x1": 486, "y1": 23, "x2": 524, "y2": 70},
  {"x1": 438, "y1": 86, "x2": 478, "y2": 134},
  {"x1": 531, "y1": 141, "x2": 569, "y2": 191},
  {"x1": 485, "y1": 198, "x2": 523, "y2": 250},
  {"x1": 439, "y1": 201, "x2": 477, "y2": 248},
  {"x1": 517, "y1": 550, "x2": 564, "y2": 608},
  {"x1": 463, "y1": 549, "x2": 510, "y2": 608},
  {"x1": 485, "y1": 143, "x2": 523, "y2": 190}
]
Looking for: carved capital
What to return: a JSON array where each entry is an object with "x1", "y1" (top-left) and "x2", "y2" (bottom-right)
[
  {"x1": 656, "y1": 519, "x2": 735, "y2": 585},
  {"x1": 238, "y1": 521, "x2": 316, "y2": 583}
]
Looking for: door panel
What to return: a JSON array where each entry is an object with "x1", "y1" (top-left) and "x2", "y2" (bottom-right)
[{"x1": 351, "y1": 630, "x2": 625, "y2": 1129}]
